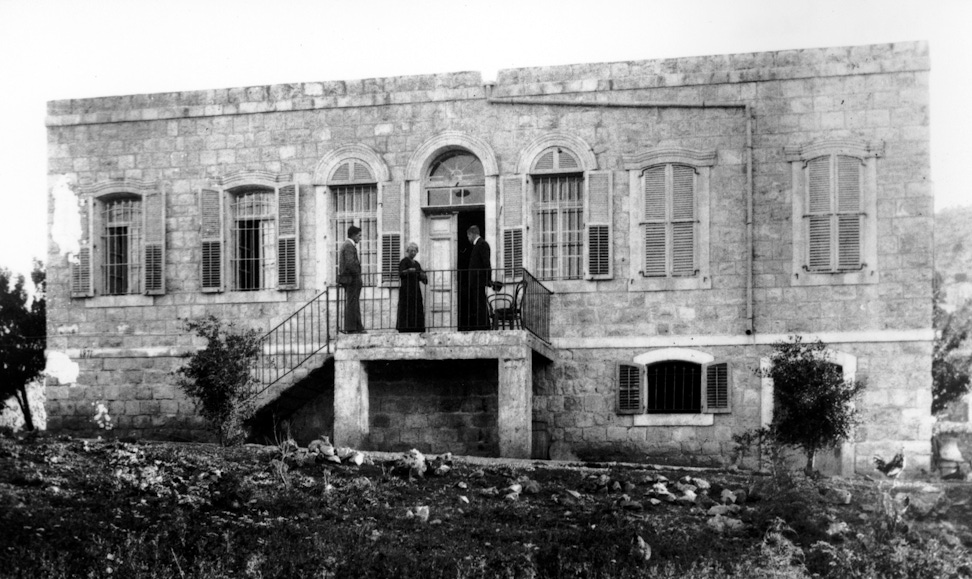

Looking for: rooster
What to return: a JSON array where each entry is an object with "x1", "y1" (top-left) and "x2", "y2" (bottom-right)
[{"x1": 874, "y1": 448, "x2": 905, "y2": 484}]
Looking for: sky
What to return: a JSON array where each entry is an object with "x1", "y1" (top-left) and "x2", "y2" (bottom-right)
[{"x1": 0, "y1": 0, "x2": 968, "y2": 279}]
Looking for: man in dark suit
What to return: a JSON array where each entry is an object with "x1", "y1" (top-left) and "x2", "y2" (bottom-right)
[
  {"x1": 338, "y1": 225, "x2": 365, "y2": 333},
  {"x1": 460, "y1": 225, "x2": 491, "y2": 331}
]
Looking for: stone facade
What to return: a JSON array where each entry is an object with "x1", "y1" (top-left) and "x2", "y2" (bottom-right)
[{"x1": 45, "y1": 41, "x2": 933, "y2": 472}]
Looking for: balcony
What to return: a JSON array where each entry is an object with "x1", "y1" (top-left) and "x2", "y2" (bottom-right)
[{"x1": 336, "y1": 268, "x2": 552, "y2": 342}]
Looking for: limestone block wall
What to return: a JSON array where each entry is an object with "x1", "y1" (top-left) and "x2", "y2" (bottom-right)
[
  {"x1": 44, "y1": 41, "x2": 933, "y2": 461},
  {"x1": 367, "y1": 360, "x2": 498, "y2": 455},
  {"x1": 534, "y1": 339, "x2": 933, "y2": 471}
]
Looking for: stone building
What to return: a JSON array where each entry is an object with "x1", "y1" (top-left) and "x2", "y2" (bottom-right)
[{"x1": 45, "y1": 41, "x2": 934, "y2": 473}]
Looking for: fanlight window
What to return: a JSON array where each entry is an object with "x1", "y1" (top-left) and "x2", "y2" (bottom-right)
[{"x1": 425, "y1": 151, "x2": 485, "y2": 207}]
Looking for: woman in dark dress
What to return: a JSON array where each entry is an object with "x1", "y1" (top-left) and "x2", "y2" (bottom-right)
[{"x1": 396, "y1": 242, "x2": 427, "y2": 332}]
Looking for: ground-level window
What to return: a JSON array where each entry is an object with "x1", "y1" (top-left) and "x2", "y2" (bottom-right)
[
  {"x1": 617, "y1": 357, "x2": 730, "y2": 415},
  {"x1": 646, "y1": 361, "x2": 702, "y2": 413}
]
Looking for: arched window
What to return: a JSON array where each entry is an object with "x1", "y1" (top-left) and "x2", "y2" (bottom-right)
[
  {"x1": 329, "y1": 158, "x2": 379, "y2": 285},
  {"x1": 425, "y1": 150, "x2": 485, "y2": 207},
  {"x1": 72, "y1": 180, "x2": 166, "y2": 298},
  {"x1": 531, "y1": 147, "x2": 584, "y2": 280},
  {"x1": 198, "y1": 171, "x2": 298, "y2": 293}
]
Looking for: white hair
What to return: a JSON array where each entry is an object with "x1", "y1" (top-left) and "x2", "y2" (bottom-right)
[{"x1": 406, "y1": 241, "x2": 419, "y2": 252}]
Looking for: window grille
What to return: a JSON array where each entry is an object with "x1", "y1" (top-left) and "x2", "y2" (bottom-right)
[
  {"x1": 533, "y1": 174, "x2": 584, "y2": 280},
  {"x1": 646, "y1": 361, "x2": 702, "y2": 413},
  {"x1": 332, "y1": 184, "x2": 378, "y2": 285},
  {"x1": 101, "y1": 198, "x2": 142, "y2": 295},
  {"x1": 231, "y1": 190, "x2": 276, "y2": 291}
]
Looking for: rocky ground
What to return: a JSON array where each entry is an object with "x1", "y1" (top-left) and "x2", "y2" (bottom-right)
[{"x1": 2, "y1": 432, "x2": 971, "y2": 578}]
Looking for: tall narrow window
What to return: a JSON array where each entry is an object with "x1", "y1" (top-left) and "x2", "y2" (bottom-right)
[
  {"x1": 534, "y1": 174, "x2": 584, "y2": 280},
  {"x1": 806, "y1": 155, "x2": 863, "y2": 272},
  {"x1": 786, "y1": 139, "x2": 881, "y2": 286},
  {"x1": 530, "y1": 147, "x2": 584, "y2": 281},
  {"x1": 643, "y1": 164, "x2": 697, "y2": 277},
  {"x1": 101, "y1": 198, "x2": 142, "y2": 295},
  {"x1": 231, "y1": 189, "x2": 276, "y2": 291},
  {"x1": 332, "y1": 183, "x2": 378, "y2": 284}
]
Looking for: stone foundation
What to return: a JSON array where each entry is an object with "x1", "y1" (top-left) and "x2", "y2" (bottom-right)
[{"x1": 368, "y1": 360, "x2": 498, "y2": 455}]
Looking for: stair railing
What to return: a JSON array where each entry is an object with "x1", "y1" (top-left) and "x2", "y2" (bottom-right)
[{"x1": 245, "y1": 288, "x2": 333, "y2": 402}]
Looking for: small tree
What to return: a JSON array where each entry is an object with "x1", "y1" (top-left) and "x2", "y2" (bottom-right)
[
  {"x1": 175, "y1": 316, "x2": 261, "y2": 445},
  {"x1": 0, "y1": 261, "x2": 46, "y2": 431},
  {"x1": 762, "y1": 336, "x2": 866, "y2": 475},
  {"x1": 932, "y1": 272, "x2": 972, "y2": 414}
]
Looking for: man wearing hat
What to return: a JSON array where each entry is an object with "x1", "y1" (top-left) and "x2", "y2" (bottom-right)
[{"x1": 338, "y1": 225, "x2": 365, "y2": 333}]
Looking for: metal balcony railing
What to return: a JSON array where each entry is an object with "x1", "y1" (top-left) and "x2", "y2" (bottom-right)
[
  {"x1": 245, "y1": 288, "x2": 334, "y2": 401},
  {"x1": 335, "y1": 267, "x2": 552, "y2": 342}
]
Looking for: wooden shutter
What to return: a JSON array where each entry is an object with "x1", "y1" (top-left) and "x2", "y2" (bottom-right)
[
  {"x1": 806, "y1": 156, "x2": 832, "y2": 271},
  {"x1": 276, "y1": 184, "x2": 299, "y2": 290},
  {"x1": 836, "y1": 156, "x2": 862, "y2": 270},
  {"x1": 380, "y1": 181, "x2": 402, "y2": 286},
  {"x1": 702, "y1": 361, "x2": 731, "y2": 414},
  {"x1": 71, "y1": 197, "x2": 94, "y2": 298},
  {"x1": 584, "y1": 171, "x2": 613, "y2": 280},
  {"x1": 502, "y1": 228, "x2": 523, "y2": 279},
  {"x1": 617, "y1": 363, "x2": 643, "y2": 414},
  {"x1": 381, "y1": 234, "x2": 401, "y2": 286},
  {"x1": 142, "y1": 191, "x2": 166, "y2": 295},
  {"x1": 671, "y1": 165, "x2": 696, "y2": 277},
  {"x1": 643, "y1": 166, "x2": 667, "y2": 276},
  {"x1": 200, "y1": 188, "x2": 223, "y2": 292},
  {"x1": 501, "y1": 175, "x2": 525, "y2": 280}
]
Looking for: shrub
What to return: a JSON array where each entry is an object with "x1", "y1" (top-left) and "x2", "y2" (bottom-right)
[
  {"x1": 175, "y1": 316, "x2": 261, "y2": 445},
  {"x1": 759, "y1": 337, "x2": 866, "y2": 476}
]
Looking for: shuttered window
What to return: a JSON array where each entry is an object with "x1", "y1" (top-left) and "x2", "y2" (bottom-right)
[
  {"x1": 200, "y1": 178, "x2": 298, "y2": 293},
  {"x1": 617, "y1": 358, "x2": 732, "y2": 415},
  {"x1": 805, "y1": 155, "x2": 863, "y2": 272},
  {"x1": 642, "y1": 164, "x2": 697, "y2": 277},
  {"x1": 72, "y1": 188, "x2": 167, "y2": 298}
]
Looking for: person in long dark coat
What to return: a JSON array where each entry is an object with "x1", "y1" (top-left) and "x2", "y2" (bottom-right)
[
  {"x1": 459, "y1": 225, "x2": 492, "y2": 331},
  {"x1": 396, "y1": 241, "x2": 427, "y2": 333},
  {"x1": 338, "y1": 225, "x2": 365, "y2": 333}
]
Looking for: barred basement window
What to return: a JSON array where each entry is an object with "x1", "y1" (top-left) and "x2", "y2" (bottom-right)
[
  {"x1": 101, "y1": 197, "x2": 142, "y2": 295},
  {"x1": 616, "y1": 356, "x2": 730, "y2": 415},
  {"x1": 647, "y1": 361, "x2": 702, "y2": 413},
  {"x1": 231, "y1": 189, "x2": 276, "y2": 291}
]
